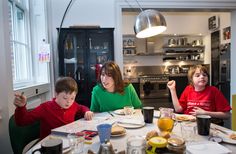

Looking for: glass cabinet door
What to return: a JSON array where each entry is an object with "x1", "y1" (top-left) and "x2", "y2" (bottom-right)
[
  {"x1": 88, "y1": 29, "x2": 114, "y2": 88},
  {"x1": 58, "y1": 28, "x2": 114, "y2": 107}
]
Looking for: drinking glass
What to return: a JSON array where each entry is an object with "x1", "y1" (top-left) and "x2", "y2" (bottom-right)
[
  {"x1": 123, "y1": 106, "x2": 134, "y2": 116},
  {"x1": 127, "y1": 135, "x2": 146, "y2": 154},
  {"x1": 181, "y1": 122, "x2": 197, "y2": 143},
  {"x1": 67, "y1": 133, "x2": 85, "y2": 154}
]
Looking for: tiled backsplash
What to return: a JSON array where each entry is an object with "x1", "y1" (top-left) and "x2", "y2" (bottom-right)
[{"x1": 123, "y1": 64, "x2": 210, "y2": 78}]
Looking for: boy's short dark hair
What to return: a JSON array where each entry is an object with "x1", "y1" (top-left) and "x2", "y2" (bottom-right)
[{"x1": 55, "y1": 77, "x2": 78, "y2": 94}]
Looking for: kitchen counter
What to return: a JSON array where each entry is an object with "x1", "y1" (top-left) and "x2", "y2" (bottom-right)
[
  {"x1": 168, "y1": 73, "x2": 188, "y2": 77},
  {"x1": 124, "y1": 77, "x2": 139, "y2": 83}
]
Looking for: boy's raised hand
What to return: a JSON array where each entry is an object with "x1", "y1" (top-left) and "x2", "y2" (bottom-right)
[
  {"x1": 84, "y1": 111, "x2": 94, "y2": 120},
  {"x1": 14, "y1": 92, "x2": 27, "y2": 107}
]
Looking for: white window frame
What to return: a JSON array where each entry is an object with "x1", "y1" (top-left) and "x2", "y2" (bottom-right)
[{"x1": 9, "y1": 0, "x2": 50, "y2": 92}]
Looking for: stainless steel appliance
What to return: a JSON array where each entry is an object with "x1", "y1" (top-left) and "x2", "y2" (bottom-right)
[
  {"x1": 139, "y1": 74, "x2": 172, "y2": 109},
  {"x1": 218, "y1": 43, "x2": 230, "y2": 101},
  {"x1": 211, "y1": 31, "x2": 230, "y2": 102}
]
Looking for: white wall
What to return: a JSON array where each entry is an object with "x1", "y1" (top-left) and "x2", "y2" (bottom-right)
[
  {"x1": 123, "y1": 12, "x2": 211, "y2": 35},
  {"x1": 0, "y1": 1, "x2": 15, "y2": 153},
  {"x1": 49, "y1": 0, "x2": 116, "y2": 79},
  {"x1": 123, "y1": 12, "x2": 225, "y2": 66}
]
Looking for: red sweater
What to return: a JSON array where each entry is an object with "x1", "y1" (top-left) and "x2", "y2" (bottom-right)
[
  {"x1": 179, "y1": 85, "x2": 231, "y2": 114},
  {"x1": 14, "y1": 98, "x2": 89, "y2": 139}
]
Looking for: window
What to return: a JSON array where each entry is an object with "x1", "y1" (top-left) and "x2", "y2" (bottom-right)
[{"x1": 8, "y1": 0, "x2": 49, "y2": 89}]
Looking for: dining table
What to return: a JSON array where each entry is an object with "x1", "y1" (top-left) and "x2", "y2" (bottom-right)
[{"x1": 26, "y1": 109, "x2": 236, "y2": 154}]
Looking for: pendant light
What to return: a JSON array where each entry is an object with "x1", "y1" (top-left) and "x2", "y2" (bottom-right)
[{"x1": 133, "y1": 1, "x2": 167, "y2": 38}]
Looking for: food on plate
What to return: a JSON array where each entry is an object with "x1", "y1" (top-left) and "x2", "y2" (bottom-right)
[
  {"x1": 159, "y1": 131, "x2": 171, "y2": 139},
  {"x1": 229, "y1": 133, "x2": 236, "y2": 140},
  {"x1": 176, "y1": 116, "x2": 189, "y2": 121},
  {"x1": 111, "y1": 125, "x2": 125, "y2": 135},
  {"x1": 175, "y1": 115, "x2": 196, "y2": 122},
  {"x1": 146, "y1": 130, "x2": 159, "y2": 140}
]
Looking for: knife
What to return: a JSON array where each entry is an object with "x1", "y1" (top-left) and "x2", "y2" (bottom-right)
[
  {"x1": 213, "y1": 127, "x2": 229, "y2": 135},
  {"x1": 117, "y1": 121, "x2": 144, "y2": 126}
]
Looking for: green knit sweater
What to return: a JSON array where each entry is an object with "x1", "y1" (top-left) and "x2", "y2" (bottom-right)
[{"x1": 90, "y1": 84, "x2": 142, "y2": 112}]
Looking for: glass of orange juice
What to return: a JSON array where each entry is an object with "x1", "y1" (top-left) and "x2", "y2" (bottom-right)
[{"x1": 157, "y1": 108, "x2": 175, "y2": 133}]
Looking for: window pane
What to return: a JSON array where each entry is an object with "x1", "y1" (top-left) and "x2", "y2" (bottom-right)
[
  {"x1": 15, "y1": 7, "x2": 26, "y2": 43},
  {"x1": 13, "y1": 43, "x2": 31, "y2": 83},
  {"x1": 8, "y1": 1, "x2": 14, "y2": 41}
]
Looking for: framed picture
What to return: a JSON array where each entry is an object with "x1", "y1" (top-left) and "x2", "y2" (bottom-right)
[
  {"x1": 223, "y1": 26, "x2": 231, "y2": 40},
  {"x1": 208, "y1": 15, "x2": 219, "y2": 31}
]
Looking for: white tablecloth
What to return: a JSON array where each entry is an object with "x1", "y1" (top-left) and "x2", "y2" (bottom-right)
[{"x1": 27, "y1": 110, "x2": 236, "y2": 154}]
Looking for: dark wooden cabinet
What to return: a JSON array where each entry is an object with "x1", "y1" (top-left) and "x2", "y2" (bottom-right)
[{"x1": 58, "y1": 28, "x2": 114, "y2": 107}]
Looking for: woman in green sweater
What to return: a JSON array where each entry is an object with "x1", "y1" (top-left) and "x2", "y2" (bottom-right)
[{"x1": 90, "y1": 61, "x2": 142, "y2": 112}]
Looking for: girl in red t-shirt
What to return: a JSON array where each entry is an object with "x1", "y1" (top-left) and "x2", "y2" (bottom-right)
[{"x1": 167, "y1": 65, "x2": 231, "y2": 120}]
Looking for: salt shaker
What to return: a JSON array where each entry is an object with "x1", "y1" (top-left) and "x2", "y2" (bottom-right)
[{"x1": 98, "y1": 140, "x2": 115, "y2": 154}]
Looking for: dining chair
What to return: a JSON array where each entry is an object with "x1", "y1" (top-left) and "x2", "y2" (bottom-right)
[{"x1": 8, "y1": 115, "x2": 40, "y2": 154}]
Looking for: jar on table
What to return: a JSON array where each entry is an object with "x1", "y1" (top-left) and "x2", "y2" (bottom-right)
[
  {"x1": 167, "y1": 137, "x2": 186, "y2": 154},
  {"x1": 127, "y1": 135, "x2": 146, "y2": 154}
]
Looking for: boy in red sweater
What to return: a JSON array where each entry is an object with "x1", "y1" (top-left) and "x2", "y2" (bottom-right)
[{"x1": 14, "y1": 77, "x2": 94, "y2": 139}]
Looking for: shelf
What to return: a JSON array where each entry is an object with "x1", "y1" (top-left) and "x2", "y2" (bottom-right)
[
  {"x1": 123, "y1": 54, "x2": 137, "y2": 57},
  {"x1": 123, "y1": 46, "x2": 136, "y2": 49},
  {"x1": 163, "y1": 59, "x2": 204, "y2": 62},
  {"x1": 165, "y1": 52, "x2": 202, "y2": 56},
  {"x1": 163, "y1": 45, "x2": 205, "y2": 49}
]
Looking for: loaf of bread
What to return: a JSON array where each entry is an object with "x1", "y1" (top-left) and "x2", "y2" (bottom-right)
[
  {"x1": 111, "y1": 125, "x2": 125, "y2": 135},
  {"x1": 159, "y1": 131, "x2": 171, "y2": 139},
  {"x1": 146, "y1": 130, "x2": 158, "y2": 140},
  {"x1": 229, "y1": 133, "x2": 236, "y2": 140}
]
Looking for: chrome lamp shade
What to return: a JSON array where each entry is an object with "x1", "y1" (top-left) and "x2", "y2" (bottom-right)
[{"x1": 134, "y1": 9, "x2": 167, "y2": 38}]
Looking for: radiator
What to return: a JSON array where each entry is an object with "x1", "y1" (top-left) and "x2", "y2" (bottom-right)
[{"x1": 27, "y1": 98, "x2": 41, "y2": 110}]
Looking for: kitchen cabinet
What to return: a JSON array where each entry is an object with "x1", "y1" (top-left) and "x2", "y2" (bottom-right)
[{"x1": 58, "y1": 28, "x2": 114, "y2": 107}]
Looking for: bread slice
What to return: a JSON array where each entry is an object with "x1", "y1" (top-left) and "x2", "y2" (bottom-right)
[
  {"x1": 111, "y1": 125, "x2": 125, "y2": 135},
  {"x1": 229, "y1": 133, "x2": 236, "y2": 140}
]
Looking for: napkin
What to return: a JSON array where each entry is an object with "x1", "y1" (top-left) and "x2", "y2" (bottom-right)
[
  {"x1": 117, "y1": 119, "x2": 144, "y2": 125},
  {"x1": 186, "y1": 141, "x2": 232, "y2": 154}
]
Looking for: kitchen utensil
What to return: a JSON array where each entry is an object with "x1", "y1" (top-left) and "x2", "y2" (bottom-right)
[
  {"x1": 177, "y1": 37, "x2": 187, "y2": 46},
  {"x1": 192, "y1": 39, "x2": 203, "y2": 46},
  {"x1": 168, "y1": 38, "x2": 176, "y2": 46}
]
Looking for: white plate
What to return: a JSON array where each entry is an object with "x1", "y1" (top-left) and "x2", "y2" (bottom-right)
[
  {"x1": 111, "y1": 131, "x2": 126, "y2": 137},
  {"x1": 113, "y1": 109, "x2": 135, "y2": 115},
  {"x1": 117, "y1": 119, "x2": 145, "y2": 129},
  {"x1": 216, "y1": 130, "x2": 236, "y2": 144},
  {"x1": 113, "y1": 109, "x2": 125, "y2": 115}
]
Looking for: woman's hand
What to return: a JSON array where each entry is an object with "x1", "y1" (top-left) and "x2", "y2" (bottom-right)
[
  {"x1": 189, "y1": 106, "x2": 206, "y2": 116},
  {"x1": 84, "y1": 111, "x2": 94, "y2": 120},
  {"x1": 167, "y1": 80, "x2": 176, "y2": 90},
  {"x1": 14, "y1": 93, "x2": 27, "y2": 107}
]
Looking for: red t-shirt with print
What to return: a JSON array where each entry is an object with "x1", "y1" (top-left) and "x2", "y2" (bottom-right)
[{"x1": 179, "y1": 85, "x2": 231, "y2": 114}]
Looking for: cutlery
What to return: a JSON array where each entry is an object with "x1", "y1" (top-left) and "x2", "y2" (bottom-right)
[
  {"x1": 117, "y1": 121, "x2": 143, "y2": 126},
  {"x1": 213, "y1": 127, "x2": 229, "y2": 135},
  {"x1": 108, "y1": 111, "x2": 115, "y2": 117}
]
